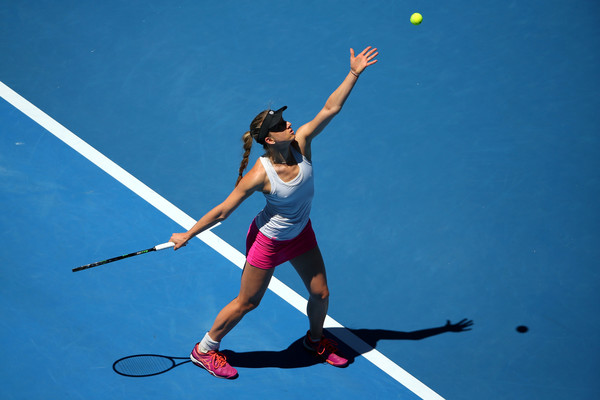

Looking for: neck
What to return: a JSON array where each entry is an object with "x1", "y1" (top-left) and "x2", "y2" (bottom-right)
[{"x1": 269, "y1": 144, "x2": 292, "y2": 165}]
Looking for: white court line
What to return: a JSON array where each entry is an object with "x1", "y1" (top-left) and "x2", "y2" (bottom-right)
[{"x1": 0, "y1": 80, "x2": 444, "y2": 400}]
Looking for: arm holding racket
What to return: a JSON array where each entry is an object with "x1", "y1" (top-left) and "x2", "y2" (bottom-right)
[
  {"x1": 169, "y1": 161, "x2": 266, "y2": 250},
  {"x1": 74, "y1": 148, "x2": 265, "y2": 271}
]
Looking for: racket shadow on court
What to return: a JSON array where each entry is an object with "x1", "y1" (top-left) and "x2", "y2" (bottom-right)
[
  {"x1": 113, "y1": 355, "x2": 193, "y2": 378},
  {"x1": 112, "y1": 319, "x2": 472, "y2": 376}
]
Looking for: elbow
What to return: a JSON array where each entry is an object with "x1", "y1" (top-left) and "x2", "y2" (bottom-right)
[
  {"x1": 325, "y1": 104, "x2": 342, "y2": 116},
  {"x1": 215, "y1": 204, "x2": 234, "y2": 222},
  {"x1": 216, "y1": 210, "x2": 229, "y2": 223}
]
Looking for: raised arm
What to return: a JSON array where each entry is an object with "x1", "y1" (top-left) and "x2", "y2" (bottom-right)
[
  {"x1": 169, "y1": 159, "x2": 267, "y2": 250},
  {"x1": 295, "y1": 46, "x2": 378, "y2": 154}
]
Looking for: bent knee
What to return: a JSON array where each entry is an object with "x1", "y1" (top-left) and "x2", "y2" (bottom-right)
[
  {"x1": 235, "y1": 297, "x2": 261, "y2": 313},
  {"x1": 310, "y1": 287, "x2": 329, "y2": 302}
]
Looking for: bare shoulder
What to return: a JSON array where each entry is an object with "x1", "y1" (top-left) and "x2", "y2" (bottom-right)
[{"x1": 240, "y1": 157, "x2": 270, "y2": 194}]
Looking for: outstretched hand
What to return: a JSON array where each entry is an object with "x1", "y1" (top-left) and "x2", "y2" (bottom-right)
[{"x1": 350, "y1": 46, "x2": 379, "y2": 75}]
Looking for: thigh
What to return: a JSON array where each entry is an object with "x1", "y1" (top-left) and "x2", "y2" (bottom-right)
[
  {"x1": 238, "y1": 262, "x2": 275, "y2": 304},
  {"x1": 289, "y1": 246, "x2": 328, "y2": 295}
]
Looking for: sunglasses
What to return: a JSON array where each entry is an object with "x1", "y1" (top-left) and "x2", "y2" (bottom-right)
[{"x1": 269, "y1": 119, "x2": 287, "y2": 132}]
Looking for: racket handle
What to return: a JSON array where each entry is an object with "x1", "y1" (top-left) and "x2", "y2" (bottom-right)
[{"x1": 154, "y1": 242, "x2": 175, "y2": 251}]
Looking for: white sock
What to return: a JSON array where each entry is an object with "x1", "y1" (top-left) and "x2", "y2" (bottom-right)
[{"x1": 198, "y1": 332, "x2": 220, "y2": 353}]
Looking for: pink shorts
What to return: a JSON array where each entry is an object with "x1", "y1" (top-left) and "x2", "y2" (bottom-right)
[{"x1": 246, "y1": 219, "x2": 318, "y2": 269}]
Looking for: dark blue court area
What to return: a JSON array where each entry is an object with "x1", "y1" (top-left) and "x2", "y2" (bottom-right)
[{"x1": 1, "y1": 1, "x2": 599, "y2": 399}]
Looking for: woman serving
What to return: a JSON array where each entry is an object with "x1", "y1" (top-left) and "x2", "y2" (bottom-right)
[{"x1": 169, "y1": 46, "x2": 379, "y2": 379}]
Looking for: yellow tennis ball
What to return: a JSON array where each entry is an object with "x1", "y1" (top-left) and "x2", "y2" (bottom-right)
[{"x1": 410, "y1": 13, "x2": 423, "y2": 25}]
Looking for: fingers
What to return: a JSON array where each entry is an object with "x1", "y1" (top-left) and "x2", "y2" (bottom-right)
[
  {"x1": 169, "y1": 233, "x2": 189, "y2": 250},
  {"x1": 173, "y1": 241, "x2": 188, "y2": 251},
  {"x1": 354, "y1": 46, "x2": 378, "y2": 59},
  {"x1": 362, "y1": 46, "x2": 378, "y2": 57},
  {"x1": 354, "y1": 46, "x2": 378, "y2": 69},
  {"x1": 366, "y1": 48, "x2": 378, "y2": 63},
  {"x1": 350, "y1": 48, "x2": 355, "y2": 58}
]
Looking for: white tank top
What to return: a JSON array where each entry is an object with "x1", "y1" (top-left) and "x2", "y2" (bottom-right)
[{"x1": 255, "y1": 147, "x2": 314, "y2": 240}]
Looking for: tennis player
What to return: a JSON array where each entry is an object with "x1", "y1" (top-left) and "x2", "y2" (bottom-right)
[{"x1": 169, "y1": 46, "x2": 378, "y2": 379}]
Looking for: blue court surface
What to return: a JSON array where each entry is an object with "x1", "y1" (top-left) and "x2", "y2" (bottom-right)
[{"x1": 1, "y1": 1, "x2": 599, "y2": 399}]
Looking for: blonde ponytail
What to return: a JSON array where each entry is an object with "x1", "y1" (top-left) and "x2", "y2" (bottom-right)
[
  {"x1": 236, "y1": 131, "x2": 253, "y2": 187},
  {"x1": 235, "y1": 110, "x2": 270, "y2": 187}
]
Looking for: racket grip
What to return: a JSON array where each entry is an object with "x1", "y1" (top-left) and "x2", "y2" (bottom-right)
[{"x1": 154, "y1": 242, "x2": 175, "y2": 251}]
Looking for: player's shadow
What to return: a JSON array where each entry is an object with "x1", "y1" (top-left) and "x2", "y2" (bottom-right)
[
  {"x1": 222, "y1": 319, "x2": 473, "y2": 369},
  {"x1": 112, "y1": 319, "x2": 473, "y2": 376}
]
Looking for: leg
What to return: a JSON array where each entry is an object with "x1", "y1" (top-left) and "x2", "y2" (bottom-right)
[
  {"x1": 290, "y1": 245, "x2": 329, "y2": 339},
  {"x1": 290, "y1": 246, "x2": 348, "y2": 367},
  {"x1": 208, "y1": 261, "x2": 274, "y2": 342}
]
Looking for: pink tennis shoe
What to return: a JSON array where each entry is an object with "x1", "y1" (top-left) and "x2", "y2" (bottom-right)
[
  {"x1": 190, "y1": 343, "x2": 238, "y2": 379},
  {"x1": 303, "y1": 331, "x2": 348, "y2": 367}
]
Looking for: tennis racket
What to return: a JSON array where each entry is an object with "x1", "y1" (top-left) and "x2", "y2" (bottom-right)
[
  {"x1": 72, "y1": 242, "x2": 175, "y2": 272},
  {"x1": 113, "y1": 354, "x2": 191, "y2": 377}
]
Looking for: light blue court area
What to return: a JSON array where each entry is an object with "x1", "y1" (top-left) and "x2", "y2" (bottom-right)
[{"x1": 2, "y1": 1, "x2": 600, "y2": 399}]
